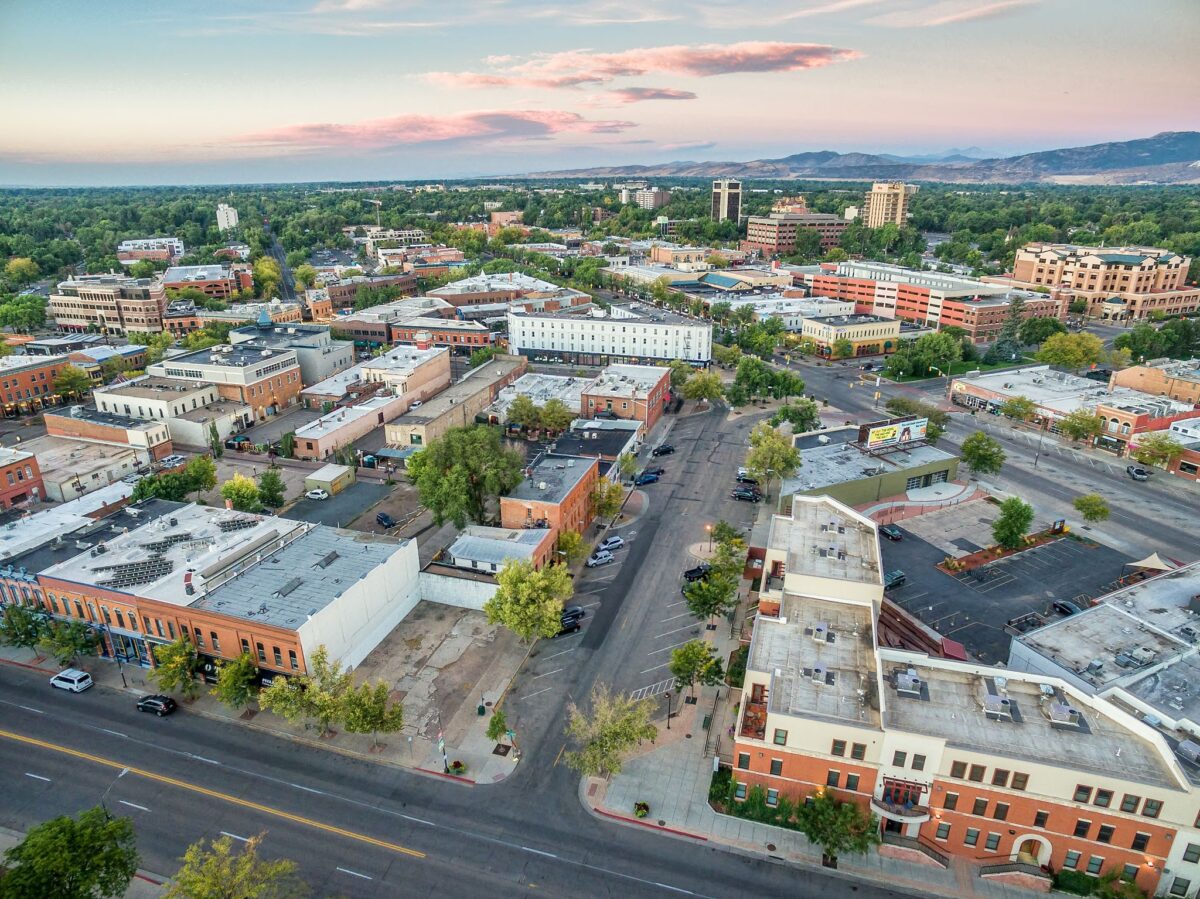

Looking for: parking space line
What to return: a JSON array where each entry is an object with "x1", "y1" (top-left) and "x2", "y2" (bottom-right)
[
  {"x1": 660, "y1": 612, "x2": 693, "y2": 623},
  {"x1": 541, "y1": 647, "x2": 575, "y2": 661},
  {"x1": 531, "y1": 667, "x2": 565, "y2": 680},
  {"x1": 648, "y1": 638, "x2": 694, "y2": 655},
  {"x1": 521, "y1": 687, "x2": 553, "y2": 701},
  {"x1": 654, "y1": 623, "x2": 700, "y2": 639},
  {"x1": 640, "y1": 662, "x2": 672, "y2": 675}
]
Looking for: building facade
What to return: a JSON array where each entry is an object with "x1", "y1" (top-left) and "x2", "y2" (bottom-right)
[
  {"x1": 579, "y1": 364, "x2": 670, "y2": 432},
  {"x1": 800, "y1": 314, "x2": 902, "y2": 357},
  {"x1": 0, "y1": 447, "x2": 45, "y2": 508},
  {"x1": 116, "y1": 237, "x2": 184, "y2": 265},
  {"x1": 711, "y1": 179, "x2": 742, "y2": 222},
  {"x1": 864, "y1": 182, "x2": 917, "y2": 229},
  {"x1": 148, "y1": 345, "x2": 302, "y2": 421},
  {"x1": 216, "y1": 203, "x2": 239, "y2": 232},
  {"x1": 49, "y1": 275, "x2": 169, "y2": 335},
  {"x1": 0, "y1": 355, "x2": 70, "y2": 416},
  {"x1": 743, "y1": 213, "x2": 848, "y2": 256},
  {"x1": 44, "y1": 407, "x2": 173, "y2": 463},
  {"x1": 1109, "y1": 360, "x2": 1200, "y2": 405},
  {"x1": 230, "y1": 319, "x2": 354, "y2": 387},
  {"x1": 499, "y1": 454, "x2": 599, "y2": 538},
  {"x1": 162, "y1": 264, "x2": 253, "y2": 299},
  {"x1": 507, "y1": 304, "x2": 712, "y2": 365}
]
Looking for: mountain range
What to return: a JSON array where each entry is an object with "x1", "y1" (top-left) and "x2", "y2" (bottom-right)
[{"x1": 524, "y1": 132, "x2": 1200, "y2": 184}]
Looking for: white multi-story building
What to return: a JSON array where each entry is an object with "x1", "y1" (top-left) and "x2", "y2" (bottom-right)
[
  {"x1": 216, "y1": 203, "x2": 239, "y2": 232},
  {"x1": 726, "y1": 295, "x2": 855, "y2": 331},
  {"x1": 116, "y1": 237, "x2": 185, "y2": 264},
  {"x1": 507, "y1": 303, "x2": 711, "y2": 365}
]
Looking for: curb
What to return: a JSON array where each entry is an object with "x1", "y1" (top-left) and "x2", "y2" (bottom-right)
[
  {"x1": 0, "y1": 656, "x2": 57, "y2": 674},
  {"x1": 416, "y1": 767, "x2": 476, "y2": 785},
  {"x1": 592, "y1": 806, "x2": 708, "y2": 841}
]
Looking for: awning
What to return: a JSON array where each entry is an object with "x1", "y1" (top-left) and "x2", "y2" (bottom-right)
[{"x1": 1128, "y1": 553, "x2": 1176, "y2": 572}]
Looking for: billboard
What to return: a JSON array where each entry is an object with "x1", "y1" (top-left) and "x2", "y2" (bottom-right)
[{"x1": 864, "y1": 417, "x2": 928, "y2": 450}]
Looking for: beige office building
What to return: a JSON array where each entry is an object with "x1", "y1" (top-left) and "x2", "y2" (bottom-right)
[{"x1": 864, "y1": 182, "x2": 917, "y2": 229}]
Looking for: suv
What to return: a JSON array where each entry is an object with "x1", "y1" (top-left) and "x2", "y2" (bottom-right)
[
  {"x1": 376, "y1": 512, "x2": 397, "y2": 528},
  {"x1": 884, "y1": 570, "x2": 907, "y2": 591},
  {"x1": 735, "y1": 473, "x2": 759, "y2": 485},
  {"x1": 49, "y1": 669, "x2": 93, "y2": 693},
  {"x1": 683, "y1": 562, "x2": 711, "y2": 582},
  {"x1": 597, "y1": 535, "x2": 625, "y2": 551},
  {"x1": 1125, "y1": 465, "x2": 1150, "y2": 482},
  {"x1": 730, "y1": 487, "x2": 762, "y2": 502},
  {"x1": 1052, "y1": 600, "x2": 1083, "y2": 616},
  {"x1": 586, "y1": 550, "x2": 615, "y2": 568},
  {"x1": 561, "y1": 605, "x2": 586, "y2": 624},
  {"x1": 136, "y1": 695, "x2": 177, "y2": 717},
  {"x1": 651, "y1": 444, "x2": 675, "y2": 457}
]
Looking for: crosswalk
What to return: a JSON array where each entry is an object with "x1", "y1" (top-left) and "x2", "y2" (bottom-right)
[{"x1": 629, "y1": 677, "x2": 676, "y2": 701}]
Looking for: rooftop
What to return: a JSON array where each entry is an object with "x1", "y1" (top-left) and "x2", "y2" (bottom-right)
[
  {"x1": 163, "y1": 265, "x2": 233, "y2": 282},
  {"x1": 21, "y1": 435, "x2": 140, "y2": 475},
  {"x1": 174, "y1": 400, "x2": 251, "y2": 424},
  {"x1": 0, "y1": 355, "x2": 68, "y2": 373},
  {"x1": 1135, "y1": 358, "x2": 1200, "y2": 383},
  {"x1": 47, "y1": 405, "x2": 165, "y2": 433},
  {"x1": 446, "y1": 525, "x2": 550, "y2": 568},
  {"x1": 805, "y1": 313, "x2": 896, "y2": 326},
  {"x1": 506, "y1": 453, "x2": 596, "y2": 505},
  {"x1": 230, "y1": 322, "x2": 332, "y2": 346},
  {"x1": 157, "y1": 344, "x2": 298, "y2": 370},
  {"x1": 296, "y1": 393, "x2": 403, "y2": 440},
  {"x1": 750, "y1": 594, "x2": 880, "y2": 728},
  {"x1": 549, "y1": 427, "x2": 636, "y2": 459},
  {"x1": 96, "y1": 376, "x2": 213, "y2": 402},
  {"x1": 336, "y1": 296, "x2": 452, "y2": 324},
  {"x1": 1094, "y1": 561, "x2": 1200, "y2": 645},
  {"x1": 784, "y1": 429, "x2": 958, "y2": 495},
  {"x1": 391, "y1": 356, "x2": 525, "y2": 424},
  {"x1": 26, "y1": 335, "x2": 104, "y2": 349},
  {"x1": 953, "y1": 365, "x2": 1193, "y2": 418},
  {"x1": 1124, "y1": 655, "x2": 1200, "y2": 752},
  {"x1": 490, "y1": 373, "x2": 588, "y2": 420},
  {"x1": 0, "y1": 446, "x2": 34, "y2": 466},
  {"x1": 302, "y1": 344, "x2": 445, "y2": 399},
  {"x1": 429, "y1": 272, "x2": 569, "y2": 295},
  {"x1": 584, "y1": 364, "x2": 669, "y2": 398},
  {"x1": 831, "y1": 261, "x2": 1011, "y2": 299},
  {"x1": 766, "y1": 496, "x2": 882, "y2": 587},
  {"x1": 0, "y1": 482, "x2": 137, "y2": 563}
]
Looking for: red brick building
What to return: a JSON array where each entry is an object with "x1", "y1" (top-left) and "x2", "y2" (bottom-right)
[
  {"x1": 0, "y1": 355, "x2": 70, "y2": 416},
  {"x1": 580, "y1": 365, "x2": 670, "y2": 433},
  {"x1": 162, "y1": 265, "x2": 253, "y2": 300},
  {"x1": 0, "y1": 447, "x2": 45, "y2": 507},
  {"x1": 324, "y1": 273, "x2": 418, "y2": 311},
  {"x1": 499, "y1": 454, "x2": 599, "y2": 539},
  {"x1": 743, "y1": 212, "x2": 848, "y2": 256}
]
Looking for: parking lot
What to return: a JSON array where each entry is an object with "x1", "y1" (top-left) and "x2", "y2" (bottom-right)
[
  {"x1": 281, "y1": 481, "x2": 394, "y2": 528},
  {"x1": 880, "y1": 521, "x2": 1135, "y2": 664}
]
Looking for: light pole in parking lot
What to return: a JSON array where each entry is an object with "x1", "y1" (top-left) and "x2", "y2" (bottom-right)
[{"x1": 705, "y1": 524, "x2": 712, "y2": 552}]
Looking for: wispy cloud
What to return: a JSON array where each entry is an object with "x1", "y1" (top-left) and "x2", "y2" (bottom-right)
[
  {"x1": 232, "y1": 109, "x2": 635, "y2": 154},
  {"x1": 698, "y1": 0, "x2": 1041, "y2": 28},
  {"x1": 428, "y1": 41, "x2": 860, "y2": 91},
  {"x1": 659, "y1": 140, "x2": 717, "y2": 152},
  {"x1": 867, "y1": 0, "x2": 1041, "y2": 27},
  {"x1": 606, "y1": 87, "x2": 699, "y2": 104}
]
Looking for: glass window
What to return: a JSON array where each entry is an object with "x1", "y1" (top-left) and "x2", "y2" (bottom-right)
[
  {"x1": 1074, "y1": 785, "x2": 1093, "y2": 803},
  {"x1": 241, "y1": 638, "x2": 251, "y2": 655},
  {"x1": 273, "y1": 647, "x2": 282, "y2": 666},
  {"x1": 1094, "y1": 789, "x2": 1113, "y2": 808},
  {"x1": 1170, "y1": 877, "x2": 1191, "y2": 897},
  {"x1": 211, "y1": 632, "x2": 220, "y2": 653},
  {"x1": 943, "y1": 793, "x2": 958, "y2": 811},
  {"x1": 1183, "y1": 843, "x2": 1200, "y2": 864},
  {"x1": 289, "y1": 650, "x2": 298, "y2": 670},
  {"x1": 737, "y1": 753, "x2": 749, "y2": 770},
  {"x1": 1011, "y1": 773, "x2": 1028, "y2": 791},
  {"x1": 831, "y1": 739, "x2": 846, "y2": 757},
  {"x1": 1034, "y1": 811, "x2": 1049, "y2": 828},
  {"x1": 984, "y1": 833, "x2": 1001, "y2": 852},
  {"x1": 193, "y1": 627, "x2": 204, "y2": 648},
  {"x1": 892, "y1": 751, "x2": 907, "y2": 767},
  {"x1": 1074, "y1": 819, "x2": 1091, "y2": 838},
  {"x1": 256, "y1": 642, "x2": 266, "y2": 662},
  {"x1": 993, "y1": 803, "x2": 1009, "y2": 822},
  {"x1": 968, "y1": 765, "x2": 985, "y2": 783},
  {"x1": 826, "y1": 770, "x2": 840, "y2": 787},
  {"x1": 991, "y1": 769, "x2": 1010, "y2": 787},
  {"x1": 964, "y1": 828, "x2": 979, "y2": 847},
  {"x1": 734, "y1": 782, "x2": 746, "y2": 800},
  {"x1": 911, "y1": 754, "x2": 925, "y2": 772},
  {"x1": 1120, "y1": 794, "x2": 1140, "y2": 813},
  {"x1": 1097, "y1": 825, "x2": 1114, "y2": 844},
  {"x1": 766, "y1": 789, "x2": 778, "y2": 807},
  {"x1": 972, "y1": 798, "x2": 988, "y2": 816},
  {"x1": 935, "y1": 822, "x2": 950, "y2": 840},
  {"x1": 773, "y1": 729, "x2": 787, "y2": 745},
  {"x1": 1131, "y1": 833, "x2": 1150, "y2": 852},
  {"x1": 1086, "y1": 856, "x2": 1104, "y2": 876},
  {"x1": 1142, "y1": 799, "x2": 1162, "y2": 819},
  {"x1": 850, "y1": 743, "x2": 866, "y2": 760},
  {"x1": 845, "y1": 774, "x2": 860, "y2": 792},
  {"x1": 769, "y1": 759, "x2": 782, "y2": 776},
  {"x1": 1063, "y1": 851, "x2": 1081, "y2": 870},
  {"x1": 950, "y1": 761, "x2": 967, "y2": 779},
  {"x1": 1121, "y1": 864, "x2": 1138, "y2": 882}
]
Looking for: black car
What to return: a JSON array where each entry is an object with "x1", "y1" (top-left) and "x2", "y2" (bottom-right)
[
  {"x1": 879, "y1": 524, "x2": 903, "y2": 542},
  {"x1": 730, "y1": 487, "x2": 762, "y2": 502},
  {"x1": 642, "y1": 467, "x2": 666, "y2": 477},
  {"x1": 561, "y1": 605, "x2": 586, "y2": 623},
  {"x1": 554, "y1": 618, "x2": 582, "y2": 637},
  {"x1": 683, "y1": 562, "x2": 711, "y2": 582},
  {"x1": 1053, "y1": 600, "x2": 1083, "y2": 616},
  {"x1": 376, "y1": 512, "x2": 397, "y2": 528},
  {"x1": 735, "y1": 474, "x2": 759, "y2": 485},
  {"x1": 651, "y1": 444, "x2": 675, "y2": 457},
  {"x1": 136, "y1": 695, "x2": 177, "y2": 717}
]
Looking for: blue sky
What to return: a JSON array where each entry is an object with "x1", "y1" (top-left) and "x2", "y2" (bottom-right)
[{"x1": 0, "y1": 0, "x2": 1196, "y2": 185}]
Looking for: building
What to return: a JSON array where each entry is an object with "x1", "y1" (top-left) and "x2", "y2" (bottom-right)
[
  {"x1": 116, "y1": 237, "x2": 184, "y2": 265},
  {"x1": 94, "y1": 376, "x2": 252, "y2": 448},
  {"x1": 648, "y1": 245, "x2": 711, "y2": 269},
  {"x1": 507, "y1": 304, "x2": 712, "y2": 366},
  {"x1": 214, "y1": 243, "x2": 251, "y2": 261},
  {"x1": 782, "y1": 425, "x2": 958, "y2": 506},
  {"x1": 864, "y1": 182, "x2": 917, "y2": 228},
  {"x1": 0, "y1": 447, "x2": 45, "y2": 508},
  {"x1": 30, "y1": 503, "x2": 421, "y2": 674},
  {"x1": 631, "y1": 188, "x2": 671, "y2": 210},
  {"x1": 0, "y1": 483, "x2": 136, "y2": 567},
  {"x1": 803, "y1": 262, "x2": 1067, "y2": 342},
  {"x1": 711, "y1": 179, "x2": 742, "y2": 222},
  {"x1": 300, "y1": 344, "x2": 449, "y2": 410},
  {"x1": 323, "y1": 273, "x2": 419, "y2": 311},
  {"x1": 734, "y1": 499, "x2": 1200, "y2": 898},
  {"x1": 490, "y1": 211, "x2": 522, "y2": 227},
  {"x1": 49, "y1": 274, "x2": 168, "y2": 336},
  {"x1": 230, "y1": 317, "x2": 354, "y2": 387},
  {"x1": 800, "y1": 314, "x2": 902, "y2": 358},
  {"x1": 162, "y1": 299, "x2": 303, "y2": 338},
  {"x1": 148, "y1": 344, "x2": 302, "y2": 422},
  {"x1": 487, "y1": 373, "x2": 589, "y2": 424},
  {"x1": 162, "y1": 264, "x2": 253, "y2": 300},
  {"x1": 1009, "y1": 244, "x2": 1198, "y2": 321},
  {"x1": 387, "y1": 317, "x2": 493, "y2": 354},
  {"x1": 1109, "y1": 359, "x2": 1200, "y2": 405},
  {"x1": 68, "y1": 344, "x2": 148, "y2": 382},
  {"x1": 44, "y1": 406, "x2": 173, "y2": 463},
  {"x1": 442, "y1": 525, "x2": 557, "y2": 574},
  {"x1": 726, "y1": 296, "x2": 855, "y2": 331},
  {"x1": 743, "y1": 212, "x2": 848, "y2": 256},
  {"x1": 20, "y1": 436, "x2": 143, "y2": 501},
  {"x1": 216, "y1": 203, "x2": 239, "y2": 232},
  {"x1": 331, "y1": 295, "x2": 454, "y2": 345},
  {"x1": 0, "y1": 354, "x2": 72, "y2": 416},
  {"x1": 22, "y1": 334, "x2": 106, "y2": 356},
  {"x1": 545, "y1": 421, "x2": 640, "y2": 465},
  {"x1": 1162, "y1": 416, "x2": 1200, "y2": 482},
  {"x1": 580, "y1": 364, "x2": 670, "y2": 432},
  {"x1": 499, "y1": 453, "x2": 599, "y2": 538},
  {"x1": 427, "y1": 272, "x2": 592, "y2": 316},
  {"x1": 383, "y1": 355, "x2": 526, "y2": 451}
]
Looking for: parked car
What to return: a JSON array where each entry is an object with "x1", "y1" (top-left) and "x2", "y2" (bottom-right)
[
  {"x1": 730, "y1": 487, "x2": 762, "y2": 502},
  {"x1": 879, "y1": 524, "x2": 903, "y2": 542},
  {"x1": 586, "y1": 550, "x2": 615, "y2": 568},
  {"x1": 376, "y1": 511, "x2": 397, "y2": 528},
  {"x1": 1126, "y1": 465, "x2": 1150, "y2": 481},
  {"x1": 735, "y1": 474, "x2": 759, "y2": 485},
  {"x1": 884, "y1": 570, "x2": 907, "y2": 591},
  {"x1": 641, "y1": 467, "x2": 666, "y2": 477},
  {"x1": 49, "y1": 669, "x2": 93, "y2": 693},
  {"x1": 651, "y1": 444, "x2": 675, "y2": 457},
  {"x1": 737, "y1": 467, "x2": 750, "y2": 478},
  {"x1": 305, "y1": 488, "x2": 330, "y2": 501},
  {"x1": 683, "y1": 562, "x2": 711, "y2": 582},
  {"x1": 561, "y1": 605, "x2": 586, "y2": 623},
  {"x1": 136, "y1": 695, "x2": 177, "y2": 717},
  {"x1": 634, "y1": 472, "x2": 660, "y2": 486},
  {"x1": 1052, "y1": 600, "x2": 1083, "y2": 616},
  {"x1": 597, "y1": 535, "x2": 625, "y2": 552},
  {"x1": 554, "y1": 618, "x2": 582, "y2": 638},
  {"x1": 158, "y1": 454, "x2": 186, "y2": 469}
]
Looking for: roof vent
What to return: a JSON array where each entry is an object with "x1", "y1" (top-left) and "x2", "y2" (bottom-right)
[
  {"x1": 1048, "y1": 702, "x2": 1082, "y2": 729},
  {"x1": 983, "y1": 694, "x2": 1012, "y2": 721},
  {"x1": 895, "y1": 670, "x2": 922, "y2": 698}
]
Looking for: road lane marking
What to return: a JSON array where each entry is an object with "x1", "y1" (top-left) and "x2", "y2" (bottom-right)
[
  {"x1": 24, "y1": 773, "x2": 50, "y2": 782},
  {"x1": 659, "y1": 612, "x2": 692, "y2": 623},
  {"x1": 118, "y1": 800, "x2": 150, "y2": 812},
  {"x1": 523, "y1": 847, "x2": 558, "y2": 859},
  {"x1": 100, "y1": 729, "x2": 127, "y2": 738},
  {"x1": 289, "y1": 783, "x2": 324, "y2": 795},
  {"x1": 18, "y1": 706, "x2": 43, "y2": 715},
  {"x1": 553, "y1": 743, "x2": 565, "y2": 767},
  {"x1": 336, "y1": 867, "x2": 373, "y2": 880},
  {"x1": 0, "y1": 728, "x2": 425, "y2": 861},
  {"x1": 188, "y1": 753, "x2": 220, "y2": 765},
  {"x1": 220, "y1": 831, "x2": 250, "y2": 842},
  {"x1": 531, "y1": 667, "x2": 565, "y2": 680}
]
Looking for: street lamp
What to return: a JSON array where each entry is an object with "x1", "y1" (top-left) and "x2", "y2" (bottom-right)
[
  {"x1": 705, "y1": 524, "x2": 712, "y2": 552},
  {"x1": 1033, "y1": 417, "x2": 1050, "y2": 469},
  {"x1": 100, "y1": 767, "x2": 129, "y2": 818}
]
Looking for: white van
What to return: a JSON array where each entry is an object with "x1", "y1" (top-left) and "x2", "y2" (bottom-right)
[{"x1": 49, "y1": 669, "x2": 94, "y2": 693}]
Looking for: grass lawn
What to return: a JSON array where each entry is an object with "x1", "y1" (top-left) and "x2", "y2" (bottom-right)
[{"x1": 887, "y1": 356, "x2": 1037, "y2": 383}]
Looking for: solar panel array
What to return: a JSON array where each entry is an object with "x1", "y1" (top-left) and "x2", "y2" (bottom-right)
[
  {"x1": 217, "y1": 517, "x2": 258, "y2": 533},
  {"x1": 95, "y1": 558, "x2": 175, "y2": 588},
  {"x1": 139, "y1": 533, "x2": 195, "y2": 555}
]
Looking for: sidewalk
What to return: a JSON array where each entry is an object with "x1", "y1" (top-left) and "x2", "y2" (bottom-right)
[{"x1": 0, "y1": 826, "x2": 166, "y2": 897}]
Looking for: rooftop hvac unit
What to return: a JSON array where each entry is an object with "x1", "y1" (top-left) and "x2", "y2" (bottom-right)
[
  {"x1": 984, "y1": 694, "x2": 1012, "y2": 720},
  {"x1": 895, "y1": 671, "x2": 922, "y2": 697},
  {"x1": 1048, "y1": 702, "x2": 1081, "y2": 729},
  {"x1": 811, "y1": 622, "x2": 828, "y2": 643}
]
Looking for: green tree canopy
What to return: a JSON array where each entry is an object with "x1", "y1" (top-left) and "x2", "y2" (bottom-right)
[
  {"x1": 0, "y1": 603, "x2": 48, "y2": 651},
  {"x1": 769, "y1": 399, "x2": 821, "y2": 432},
  {"x1": 998, "y1": 395, "x2": 1037, "y2": 422},
  {"x1": 342, "y1": 681, "x2": 405, "y2": 748},
  {"x1": 1072, "y1": 493, "x2": 1110, "y2": 523},
  {"x1": 882, "y1": 396, "x2": 949, "y2": 441},
  {"x1": 37, "y1": 620, "x2": 99, "y2": 667},
  {"x1": 1130, "y1": 432, "x2": 1185, "y2": 468},
  {"x1": 829, "y1": 337, "x2": 854, "y2": 360},
  {"x1": 164, "y1": 833, "x2": 308, "y2": 899},
  {"x1": 1034, "y1": 332, "x2": 1103, "y2": 370},
  {"x1": 1, "y1": 807, "x2": 139, "y2": 899},
  {"x1": 210, "y1": 653, "x2": 259, "y2": 710},
  {"x1": 220, "y1": 473, "x2": 261, "y2": 512},
  {"x1": 258, "y1": 646, "x2": 352, "y2": 736},
  {"x1": 793, "y1": 791, "x2": 880, "y2": 862},
  {"x1": 667, "y1": 359, "x2": 693, "y2": 389},
  {"x1": 505, "y1": 394, "x2": 541, "y2": 429},
  {"x1": 257, "y1": 469, "x2": 286, "y2": 509},
  {"x1": 483, "y1": 559, "x2": 574, "y2": 642},
  {"x1": 992, "y1": 496, "x2": 1035, "y2": 550},
  {"x1": 959, "y1": 431, "x2": 1006, "y2": 476},
  {"x1": 54, "y1": 365, "x2": 93, "y2": 399},
  {"x1": 684, "y1": 572, "x2": 739, "y2": 627},
  {"x1": 669, "y1": 640, "x2": 725, "y2": 698},
  {"x1": 1056, "y1": 409, "x2": 1104, "y2": 443},
  {"x1": 407, "y1": 425, "x2": 525, "y2": 527},
  {"x1": 745, "y1": 421, "x2": 801, "y2": 495},
  {"x1": 680, "y1": 370, "x2": 724, "y2": 402},
  {"x1": 592, "y1": 479, "x2": 625, "y2": 519},
  {"x1": 563, "y1": 682, "x2": 657, "y2": 778},
  {"x1": 540, "y1": 398, "x2": 575, "y2": 433},
  {"x1": 1017, "y1": 316, "x2": 1067, "y2": 346},
  {"x1": 556, "y1": 529, "x2": 587, "y2": 566},
  {"x1": 150, "y1": 635, "x2": 200, "y2": 698}
]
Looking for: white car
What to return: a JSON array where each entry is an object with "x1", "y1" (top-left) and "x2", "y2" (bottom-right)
[
  {"x1": 50, "y1": 669, "x2": 93, "y2": 693},
  {"x1": 305, "y1": 488, "x2": 330, "y2": 501}
]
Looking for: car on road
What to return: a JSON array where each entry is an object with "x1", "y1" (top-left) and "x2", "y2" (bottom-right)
[
  {"x1": 884, "y1": 570, "x2": 907, "y2": 591},
  {"x1": 597, "y1": 535, "x2": 625, "y2": 552},
  {"x1": 683, "y1": 562, "x2": 711, "y2": 582},
  {"x1": 879, "y1": 524, "x2": 903, "y2": 542},
  {"x1": 737, "y1": 467, "x2": 750, "y2": 478},
  {"x1": 136, "y1": 695, "x2": 177, "y2": 717},
  {"x1": 586, "y1": 550, "x2": 615, "y2": 567},
  {"x1": 730, "y1": 487, "x2": 762, "y2": 502},
  {"x1": 651, "y1": 444, "x2": 675, "y2": 457},
  {"x1": 305, "y1": 488, "x2": 330, "y2": 501},
  {"x1": 376, "y1": 511, "x2": 398, "y2": 528},
  {"x1": 1052, "y1": 600, "x2": 1083, "y2": 616},
  {"x1": 49, "y1": 669, "x2": 93, "y2": 693},
  {"x1": 634, "y1": 472, "x2": 660, "y2": 486},
  {"x1": 735, "y1": 473, "x2": 759, "y2": 485},
  {"x1": 1126, "y1": 465, "x2": 1150, "y2": 481}
]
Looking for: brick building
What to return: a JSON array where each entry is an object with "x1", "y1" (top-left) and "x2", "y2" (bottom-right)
[
  {"x1": 580, "y1": 364, "x2": 670, "y2": 432},
  {"x1": 148, "y1": 344, "x2": 302, "y2": 422},
  {"x1": 387, "y1": 317, "x2": 493, "y2": 353},
  {"x1": 1109, "y1": 359, "x2": 1200, "y2": 404},
  {"x1": 116, "y1": 237, "x2": 184, "y2": 265},
  {"x1": 49, "y1": 274, "x2": 169, "y2": 336},
  {"x1": 743, "y1": 212, "x2": 848, "y2": 256},
  {"x1": 323, "y1": 273, "x2": 418, "y2": 311},
  {"x1": 0, "y1": 447, "x2": 45, "y2": 508},
  {"x1": 0, "y1": 355, "x2": 70, "y2": 416},
  {"x1": 162, "y1": 264, "x2": 253, "y2": 300},
  {"x1": 499, "y1": 453, "x2": 599, "y2": 538},
  {"x1": 44, "y1": 406, "x2": 173, "y2": 463}
]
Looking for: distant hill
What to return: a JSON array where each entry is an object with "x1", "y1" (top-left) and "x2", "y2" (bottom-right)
[{"x1": 523, "y1": 132, "x2": 1200, "y2": 184}]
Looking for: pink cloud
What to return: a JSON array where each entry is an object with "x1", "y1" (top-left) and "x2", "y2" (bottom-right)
[
  {"x1": 428, "y1": 41, "x2": 860, "y2": 91},
  {"x1": 235, "y1": 109, "x2": 635, "y2": 152},
  {"x1": 605, "y1": 87, "x2": 699, "y2": 104}
]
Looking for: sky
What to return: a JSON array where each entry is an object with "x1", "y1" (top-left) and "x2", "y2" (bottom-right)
[{"x1": 1, "y1": 0, "x2": 1197, "y2": 185}]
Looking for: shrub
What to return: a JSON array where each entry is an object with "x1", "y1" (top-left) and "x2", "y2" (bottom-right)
[
  {"x1": 449, "y1": 760, "x2": 467, "y2": 775},
  {"x1": 726, "y1": 645, "x2": 749, "y2": 688},
  {"x1": 633, "y1": 801, "x2": 649, "y2": 818},
  {"x1": 1053, "y1": 869, "x2": 1097, "y2": 896},
  {"x1": 709, "y1": 767, "x2": 733, "y2": 804}
]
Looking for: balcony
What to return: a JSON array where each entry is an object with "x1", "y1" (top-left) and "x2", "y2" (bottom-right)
[
  {"x1": 739, "y1": 700, "x2": 767, "y2": 740},
  {"x1": 870, "y1": 797, "x2": 930, "y2": 824}
]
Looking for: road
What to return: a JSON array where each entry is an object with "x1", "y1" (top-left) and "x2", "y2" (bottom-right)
[{"x1": 264, "y1": 223, "x2": 297, "y2": 302}]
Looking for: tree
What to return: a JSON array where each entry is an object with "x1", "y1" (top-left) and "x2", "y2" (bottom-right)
[
  {"x1": 486, "y1": 709, "x2": 508, "y2": 743},
  {"x1": 293, "y1": 263, "x2": 318, "y2": 289},
  {"x1": 4, "y1": 256, "x2": 40, "y2": 284},
  {"x1": 667, "y1": 359, "x2": 693, "y2": 389},
  {"x1": 829, "y1": 337, "x2": 854, "y2": 360},
  {"x1": 208, "y1": 422, "x2": 224, "y2": 459},
  {"x1": 793, "y1": 791, "x2": 879, "y2": 864},
  {"x1": 592, "y1": 478, "x2": 625, "y2": 519},
  {"x1": 684, "y1": 572, "x2": 739, "y2": 627},
  {"x1": 253, "y1": 257, "x2": 282, "y2": 298},
  {"x1": 483, "y1": 559, "x2": 574, "y2": 642},
  {"x1": 278, "y1": 431, "x2": 295, "y2": 459},
  {"x1": 0, "y1": 603, "x2": 47, "y2": 651},
  {"x1": 992, "y1": 496, "x2": 1035, "y2": 550},
  {"x1": 711, "y1": 342, "x2": 743, "y2": 368},
  {"x1": 669, "y1": 640, "x2": 724, "y2": 698},
  {"x1": 711, "y1": 520, "x2": 742, "y2": 549},
  {"x1": 1130, "y1": 432, "x2": 1185, "y2": 469},
  {"x1": 258, "y1": 646, "x2": 352, "y2": 736},
  {"x1": 257, "y1": 469, "x2": 286, "y2": 509},
  {"x1": 164, "y1": 833, "x2": 308, "y2": 899},
  {"x1": 505, "y1": 394, "x2": 541, "y2": 430},
  {"x1": 1017, "y1": 316, "x2": 1067, "y2": 346},
  {"x1": 1068, "y1": 299, "x2": 1088, "y2": 315},
  {"x1": 36, "y1": 620, "x2": 99, "y2": 667},
  {"x1": 959, "y1": 431, "x2": 1005, "y2": 477},
  {"x1": 998, "y1": 293, "x2": 1026, "y2": 342},
  {"x1": 469, "y1": 345, "x2": 496, "y2": 368},
  {"x1": 220, "y1": 473, "x2": 261, "y2": 512},
  {"x1": 210, "y1": 653, "x2": 259, "y2": 711},
  {"x1": 1, "y1": 806, "x2": 138, "y2": 899},
  {"x1": 150, "y1": 635, "x2": 200, "y2": 699},
  {"x1": 616, "y1": 452, "x2": 638, "y2": 479},
  {"x1": 563, "y1": 682, "x2": 657, "y2": 778},
  {"x1": 342, "y1": 681, "x2": 405, "y2": 749},
  {"x1": 130, "y1": 330, "x2": 175, "y2": 364},
  {"x1": 1034, "y1": 332, "x2": 1103, "y2": 370},
  {"x1": 407, "y1": 426, "x2": 525, "y2": 528},
  {"x1": 1073, "y1": 493, "x2": 1110, "y2": 523},
  {"x1": 745, "y1": 421, "x2": 801, "y2": 497},
  {"x1": 54, "y1": 365, "x2": 93, "y2": 399},
  {"x1": 556, "y1": 529, "x2": 587, "y2": 566},
  {"x1": 185, "y1": 455, "x2": 217, "y2": 499},
  {"x1": 998, "y1": 395, "x2": 1037, "y2": 422},
  {"x1": 540, "y1": 398, "x2": 574, "y2": 434},
  {"x1": 1057, "y1": 409, "x2": 1103, "y2": 443},
  {"x1": 770, "y1": 399, "x2": 820, "y2": 432},
  {"x1": 883, "y1": 396, "x2": 949, "y2": 442},
  {"x1": 680, "y1": 370, "x2": 724, "y2": 402}
]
